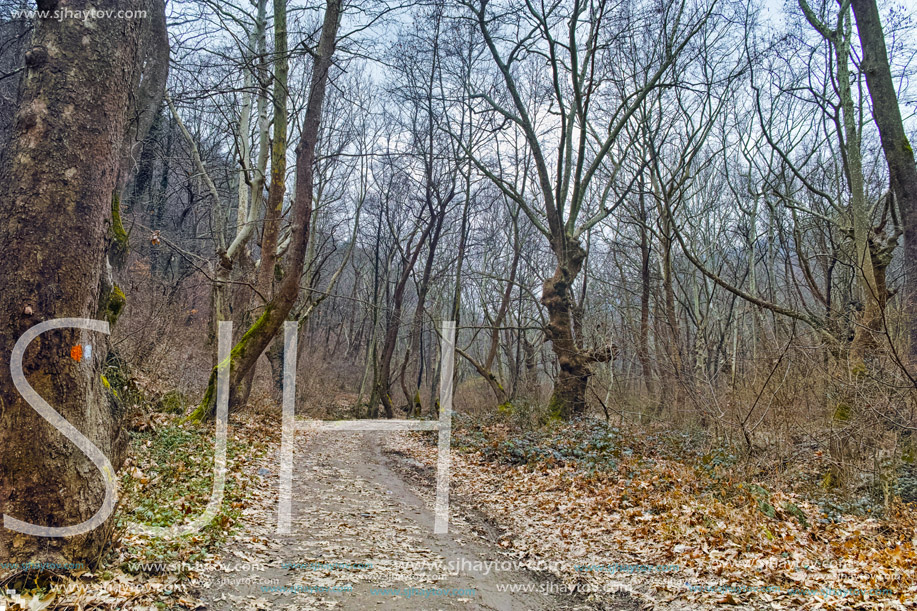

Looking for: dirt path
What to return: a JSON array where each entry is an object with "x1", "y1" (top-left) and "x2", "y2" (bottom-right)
[{"x1": 195, "y1": 429, "x2": 641, "y2": 610}]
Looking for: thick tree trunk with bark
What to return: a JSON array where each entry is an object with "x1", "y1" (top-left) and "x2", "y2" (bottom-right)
[
  {"x1": 0, "y1": 0, "x2": 166, "y2": 566},
  {"x1": 543, "y1": 238, "x2": 611, "y2": 419}
]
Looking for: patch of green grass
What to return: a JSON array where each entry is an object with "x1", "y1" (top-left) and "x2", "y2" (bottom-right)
[
  {"x1": 454, "y1": 417, "x2": 625, "y2": 472},
  {"x1": 115, "y1": 419, "x2": 268, "y2": 573},
  {"x1": 783, "y1": 502, "x2": 809, "y2": 528},
  {"x1": 156, "y1": 390, "x2": 187, "y2": 414}
]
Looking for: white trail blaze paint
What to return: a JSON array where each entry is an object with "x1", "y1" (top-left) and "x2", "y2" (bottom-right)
[
  {"x1": 6, "y1": 318, "x2": 116, "y2": 536},
  {"x1": 8, "y1": 318, "x2": 453, "y2": 539}
]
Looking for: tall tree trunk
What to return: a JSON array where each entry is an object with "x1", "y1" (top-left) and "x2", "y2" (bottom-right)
[
  {"x1": 798, "y1": 0, "x2": 892, "y2": 370},
  {"x1": 851, "y1": 0, "x2": 917, "y2": 367},
  {"x1": 637, "y1": 189, "x2": 656, "y2": 400},
  {"x1": 234, "y1": 0, "x2": 289, "y2": 409},
  {"x1": 374, "y1": 239, "x2": 428, "y2": 418},
  {"x1": 189, "y1": 0, "x2": 342, "y2": 422},
  {"x1": 0, "y1": 0, "x2": 167, "y2": 566},
  {"x1": 254, "y1": 0, "x2": 289, "y2": 310},
  {"x1": 543, "y1": 238, "x2": 610, "y2": 419},
  {"x1": 362, "y1": 202, "x2": 385, "y2": 415},
  {"x1": 400, "y1": 203, "x2": 447, "y2": 416},
  {"x1": 836, "y1": 21, "x2": 882, "y2": 366},
  {"x1": 265, "y1": 335, "x2": 285, "y2": 405},
  {"x1": 375, "y1": 301, "x2": 404, "y2": 419},
  {"x1": 660, "y1": 212, "x2": 684, "y2": 387}
]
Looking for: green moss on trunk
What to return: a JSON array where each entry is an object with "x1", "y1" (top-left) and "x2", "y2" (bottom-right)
[
  {"x1": 106, "y1": 284, "x2": 126, "y2": 325},
  {"x1": 187, "y1": 305, "x2": 275, "y2": 422},
  {"x1": 110, "y1": 192, "x2": 129, "y2": 268},
  {"x1": 186, "y1": 368, "x2": 219, "y2": 422},
  {"x1": 547, "y1": 393, "x2": 567, "y2": 421}
]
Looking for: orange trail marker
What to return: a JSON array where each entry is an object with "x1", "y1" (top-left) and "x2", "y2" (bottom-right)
[{"x1": 70, "y1": 344, "x2": 83, "y2": 362}]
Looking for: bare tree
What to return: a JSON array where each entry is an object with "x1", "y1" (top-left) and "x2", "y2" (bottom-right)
[
  {"x1": 460, "y1": 0, "x2": 714, "y2": 417},
  {"x1": 189, "y1": 0, "x2": 343, "y2": 421},
  {"x1": 851, "y1": 0, "x2": 917, "y2": 372}
]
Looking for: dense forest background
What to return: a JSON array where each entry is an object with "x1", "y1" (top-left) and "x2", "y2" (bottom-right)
[
  {"x1": 2, "y1": 0, "x2": 915, "y2": 490},
  {"x1": 0, "y1": 0, "x2": 916, "y2": 605}
]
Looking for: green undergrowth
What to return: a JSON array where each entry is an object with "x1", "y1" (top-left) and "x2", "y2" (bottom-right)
[
  {"x1": 447, "y1": 414, "x2": 905, "y2": 524},
  {"x1": 454, "y1": 416, "x2": 628, "y2": 473},
  {"x1": 114, "y1": 414, "x2": 274, "y2": 574},
  {"x1": 452, "y1": 415, "x2": 740, "y2": 476},
  {"x1": 432, "y1": 416, "x2": 822, "y2": 533}
]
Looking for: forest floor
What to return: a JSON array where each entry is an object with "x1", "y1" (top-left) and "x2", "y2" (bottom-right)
[
  {"x1": 3, "y1": 408, "x2": 916, "y2": 610},
  {"x1": 193, "y1": 428, "x2": 629, "y2": 610}
]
